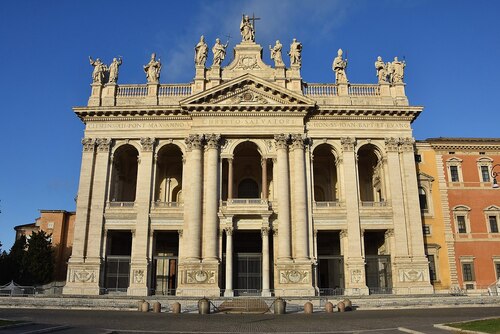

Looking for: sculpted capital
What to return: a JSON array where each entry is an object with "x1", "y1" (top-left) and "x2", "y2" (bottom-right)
[
  {"x1": 225, "y1": 227, "x2": 234, "y2": 236},
  {"x1": 96, "y1": 138, "x2": 111, "y2": 152},
  {"x1": 81, "y1": 138, "x2": 95, "y2": 152},
  {"x1": 261, "y1": 227, "x2": 270, "y2": 237},
  {"x1": 274, "y1": 134, "x2": 290, "y2": 150},
  {"x1": 140, "y1": 137, "x2": 155, "y2": 152},
  {"x1": 399, "y1": 137, "x2": 415, "y2": 152},
  {"x1": 185, "y1": 134, "x2": 204, "y2": 151},
  {"x1": 205, "y1": 134, "x2": 221, "y2": 150},
  {"x1": 290, "y1": 134, "x2": 306, "y2": 150},
  {"x1": 384, "y1": 137, "x2": 399, "y2": 152},
  {"x1": 340, "y1": 137, "x2": 356, "y2": 152}
]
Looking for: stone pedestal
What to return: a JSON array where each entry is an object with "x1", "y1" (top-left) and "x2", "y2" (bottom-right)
[
  {"x1": 390, "y1": 83, "x2": 408, "y2": 105},
  {"x1": 102, "y1": 83, "x2": 117, "y2": 106},
  {"x1": 379, "y1": 82, "x2": 393, "y2": 105},
  {"x1": 63, "y1": 262, "x2": 102, "y2": 295},
  {"x1": 274, "y1": 66, "x2": 286, "y2": 88},
  {"x1": 88, "y1": 83, "x2": 102, "y2": 106},
  {"x1": 146, "y1": 83, "x2": 158, "y2": 105},
  {"x1": 127, "y1": 263, "x2": 149, "y2": 296},
  {"x1": 176, "y1": 261, "x2": 220, "y2": 297},
  {"x1": 274, "y1": 261, "x2": 315, "y2": 297},
  {"x1": 207, "y1": 66, "x2": 221, "y2": 88},
  {"x1": 286, "y1": 65, "x2": 302, "y2": 92},
  {"x1": 193, "y1": 65, "x2": 206, "y2": 94},
  {"x1": 392, "y1": 257, "x2": 434, "y2": 294},
  {"x1": 343, "y1": 260, "x2": 369, "y2": 296}
]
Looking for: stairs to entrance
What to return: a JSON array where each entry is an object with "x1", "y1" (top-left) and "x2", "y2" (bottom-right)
[{"x1": 218, "y1": 298, "x2": 270, "y2": 313}]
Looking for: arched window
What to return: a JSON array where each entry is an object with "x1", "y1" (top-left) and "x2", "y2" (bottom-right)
[
  {"x1": 418, "y1": 187, "x2": 428, "y2": 211},
  {"x1": 238, "y1": 178, "x2": 259, "y2": 198},
  {"x1": 312, "y1": 144, "x2": 338, "y2": 202},
  {"x1": 357, "y1": 144, "x2": 384, "y2": 202},
  {"x1": 110, "y1": 145, "x2": 139, "y2": 202}
]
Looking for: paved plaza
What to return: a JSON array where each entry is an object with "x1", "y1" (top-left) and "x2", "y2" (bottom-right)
[{"x1": 1, "y1": 306, "x2": 500, "y2": 333}]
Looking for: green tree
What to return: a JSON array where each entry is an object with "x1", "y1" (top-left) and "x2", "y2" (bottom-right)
[
  {"x1": 0, "y1": 236, "x2": 27, "y2": 284},
  {"x1": 23, "y1": 231, "x2": 54, "y2": 285}
]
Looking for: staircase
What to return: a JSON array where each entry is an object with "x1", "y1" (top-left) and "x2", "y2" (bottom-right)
[{"x1": 218, "y1": 298, "x2": 270, "y2": 313}]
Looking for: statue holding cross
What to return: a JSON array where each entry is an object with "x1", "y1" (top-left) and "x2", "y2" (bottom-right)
[{"x1": 240, "y1": 14, "x2": 259, "y2": 42}]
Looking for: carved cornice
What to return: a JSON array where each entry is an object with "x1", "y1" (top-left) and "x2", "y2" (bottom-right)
[
  {"x1": 274, "y1": 134, "x2": 290, "y2": 150},
  {"x1": 140, "y1": 137, "x2": 155, "y2": 151},
  {"x1": 385, "y1": 137, "x2": 399, "y2": 152},
  {"x1": 205, "y1": 134, "x2": 221, "y2": 150},
  {"x1": 340, "y1": 137, "x2": 356, "y2": 152},
  {"x1": 96, "y1": 138, "x2": 111, "y2": 152},
  {"x1": 81, "y1": 138, "x2": 95, "y2": 152},
  {"x1": 185, "y1": 134, "x2": 204, "y2": 151}
]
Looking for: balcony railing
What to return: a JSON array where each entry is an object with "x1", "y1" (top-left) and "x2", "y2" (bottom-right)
[
  {"x1": 107, "y1": 201, "x2": 135, "y2": 208},
  {"x1": 360, "y1": 201, "x2": 388, "y2": 207},
  {"x1": 222, "y1": 198, "x2": 269, "y2": 205},
  {"x1": 314, "y1": 201, "x2": 341, "y2": 208},
  {"x1": 153, "y1": 201, "x2": 184, "y2": 208}
]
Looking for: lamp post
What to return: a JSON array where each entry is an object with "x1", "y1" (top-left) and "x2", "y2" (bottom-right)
[{"x1": 492, "y1": 164, "x2": 500, "y2": 189}]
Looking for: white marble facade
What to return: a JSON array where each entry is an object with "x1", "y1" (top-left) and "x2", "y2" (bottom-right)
[{"x1": 64, "y1": 20, "x2": 432, "y2": 297}]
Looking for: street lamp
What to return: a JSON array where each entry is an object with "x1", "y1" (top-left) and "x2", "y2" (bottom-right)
[{"x1": 492, "y1": 164, "x2": 500, "y2": 189}]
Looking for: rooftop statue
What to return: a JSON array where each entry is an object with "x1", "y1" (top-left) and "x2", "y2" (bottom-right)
[
  {"x1": 194, "y1": 35, "x2": 208, "y2": 67},
  {"x1": 89, "y1": 56, "x2": 107, "y2": 84},
  {"x1": 143, "y1": 53, "x2": 161, "y2": 83},
  {"x1": 389, "y1": 56, "x2": 406, "y2": 84},
  {"x1": 240, "y1": 14, "x2": 255, "y2": 42},
  {"x1": 212, "y1": 38, "x2": 228, "y2": 67},
  {"x1": 332, "y1": 48, "x2": 348, "y2": 83},
  {"x1": 269, "y1": 40, "x2": 284, "y2": 67},
  {"x1": 108, "y1": 57, "x2": 122, "y2": 84},
  {"x1": 374, "y1": 56, "x2": 388, "y2": 83},
  {"x1": 288, "y1": 38, "x2": 302, "y2": 67}
]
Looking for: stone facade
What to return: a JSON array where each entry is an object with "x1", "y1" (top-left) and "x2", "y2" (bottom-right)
[{"x1": 64, "y1": 19, "x2": 433, "y2": 296}]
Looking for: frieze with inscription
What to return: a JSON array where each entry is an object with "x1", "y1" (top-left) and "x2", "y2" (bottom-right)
[{"x1": 308, "y1": 121, "x2": 410, "y2": 130}]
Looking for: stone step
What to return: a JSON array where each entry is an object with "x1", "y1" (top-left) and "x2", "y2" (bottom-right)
[{"x1": 218, "y1": 298, "x2": 270, "y2": 313}]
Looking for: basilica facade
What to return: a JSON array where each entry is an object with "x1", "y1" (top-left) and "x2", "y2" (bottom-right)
[{"x1": 63, "y1": 19, "x2": 433, "y2": 296}]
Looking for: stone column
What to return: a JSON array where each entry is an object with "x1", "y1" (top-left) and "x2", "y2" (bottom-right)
[
  {"x1": 340, "y1": 137, "x2": 368, "y2": 295},
  {"x1": 183, "y1": 134, "x2": 204, "y2": 261},
  {"x1": 274, "y1": 134, "x2": 291, "y2": 261},
  {"x1": 261, "y1": 227, "x2": 271, "y2": 296},
  {"x1": 291, "y1": 134, "x2": 309, "y2": 260},
  {"x1": 261, "y1": 158, "x2": 268, "y2": 200},
  {"x1": 128, "y1": 137, "x2": 155, "y2": 296},
  {"x1": 203, "y1": 134, "x2": 220, "y2": 262},
  {"x1": 224, "y1": 227, "x2": 234, "y2": 297},
  {"x1": 227, "y1": 157, "x2": 234, "y2": 200}
]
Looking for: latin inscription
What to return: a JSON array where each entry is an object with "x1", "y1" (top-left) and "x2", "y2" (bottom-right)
[
  {"x1": 200, "y1": 118, "x2": 302, "y2": 126},
  {"x1": 87, "y1": 122, "x2": 189, "y2": 130},
  {"x1": 308, "y1": 121, "x2": 410, "y2": 129}
]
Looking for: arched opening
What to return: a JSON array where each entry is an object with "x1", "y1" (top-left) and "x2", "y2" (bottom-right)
[
  {"x1": 313, "y1": 144, "x2": 339, "y2": 202},
  {"x1": 233, "y1": 141, "x2": 262, "y2": 199},
  {"x1": 109, "y1": 145, "x2": 139, "y2": 202},
  {"x1": 418, "y1": 187, "x2": 428, "y2": 211},
  {"x1": 154, "y1": 144, "x2": 183, "y2": 204},
  {"x1": 357, "y1": 144, "x2": 384, "y2": 203}
]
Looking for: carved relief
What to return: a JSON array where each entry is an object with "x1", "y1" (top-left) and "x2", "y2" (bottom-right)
[
  {"x1": 81, "y1": 138, "x2": 95, "y2": 152},
  {"x1": 133, "y1": 269, "x2": 145, "y2": 284},
  {"x1": 399, "y1": 269, "x2": 425, "y2": 282},
  {"x1": 185, "y1": 134, "x2": 204, "y2": 151},
  {"x1": 340, "y1": 137, "x2": 356, "y2": 152},
  {"x1": 234, "y1": 56, "x2": 260, "y2": 70},
  {"x1": 96, "y1": 138, "x2": 111, "y2": 152},
  {"x1": 186, "y1": 270, "x2": 216, "y2": 284},
  {"x1": 279, "y1": 269, "x2": 309, "y2": 284},
  {"x1": 274, "y1": 134, "x2": 290, "y2": 150},
  {"x1": 350, "y1": 269, "x2": 363, "y2": 284},
  {"x1": 230, "y1": 91, "x2": 268, "y2": 104},
  {"x1": 70, "y1": 269, "x2": 96, "y2": 283},
  {"x1": 385, "y1": 137, "x2": 399, "y2": 152},
  {"x1": 140, "y1": 137, "x2": 155, "y2": 151},
  {"x1": 205, "y1": 134, "x2": 221, "y2": 150}
]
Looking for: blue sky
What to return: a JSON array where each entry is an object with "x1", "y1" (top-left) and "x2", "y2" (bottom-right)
[{"x1": 0, "y1": 0, "x2": 499, "y2": 249}]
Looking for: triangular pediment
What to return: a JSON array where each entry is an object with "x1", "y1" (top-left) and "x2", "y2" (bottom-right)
[{"x1": 180, "y1": 73, "x2": 315, "y2": 112}]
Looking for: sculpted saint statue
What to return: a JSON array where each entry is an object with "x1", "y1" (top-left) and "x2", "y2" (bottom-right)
[
  {"x1": 389, "y1": 56, "x2": 406, "y2": 83},
  {"x1": 269, "y1": 40, "x2": 284, "y2": 67},
  {"x1": 143, "y1": 53, "x2": 162, "y2": 83},
  {"x1": 89, "y1": 56, "x2": 107, "y2": 84},
  {"x1": 288, "y1": 38, "x2": 302, "y2": 66},
  {"x1": 108, "y1": 57, "x2": 122, "y2": 84},
  {"x1": 332, "y1": 49, "x2": 348, "y2": 83},
  {"x1": 194, "y1": 35, "x2": 208, "y2": 66},
  {"x1": 212, "y1": 38, "x2": 228, "y2": 67},
  {"x1": 374, "y1": 56, "x2": 388, "y2": 83},
  {"x1": 240, "y1": 15, "x2": 255, "y2": 42}
]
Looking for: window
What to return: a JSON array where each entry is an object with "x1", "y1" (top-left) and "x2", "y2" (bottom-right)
[
  {"x1": 428, "y1": 255, "x2": 437, "y2": 282},
  {"x1": 489, "y1": 216, "x2": 499, "y2": 233},
  {"x1": 457, "y1": 216, "x2": 467, "y2": 233},
  {"x1": 417, "y1": 172, "x2": 434, "y2": 217},
  {"x1": 481, "y1": 166, "x2": 491, "y2": 182},
  {"x1": 496, "y1": 263, "x2": 500, "y2": 280},
  {"x1": 462, "y1": 263, "x2": 475, "y2": 281},
  {"x1": 419, "y1": 188, "x2": 428, "y2": 211},
  {"x1": 415, "y1": 154, "x2": 422, "y2": 163},
  {"x1": 423, "y1": 225, "x2": 431, "y2": 235},
  {"x1": 450, "y1": 166, "x2": 459, "y2": 182}
]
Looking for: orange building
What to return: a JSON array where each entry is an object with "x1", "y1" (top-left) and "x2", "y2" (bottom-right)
[
  {"x1": 427, "y1": 138, "x2": 500, "y2": 292},
  {"x1": 14, "y1": 210, "x2": 75, "y2": 281}
]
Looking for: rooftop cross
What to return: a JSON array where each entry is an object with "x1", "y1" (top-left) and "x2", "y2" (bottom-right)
[{"x1": 249, "y1": 13, "x2": 261, "y2": 34}]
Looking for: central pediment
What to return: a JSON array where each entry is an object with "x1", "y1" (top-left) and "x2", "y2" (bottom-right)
[{"x1": 180, "y1": 73, "x2": 315, "y2": 113}]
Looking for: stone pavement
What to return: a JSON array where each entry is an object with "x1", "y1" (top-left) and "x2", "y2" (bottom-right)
[{"x1": 1, "y1": 306, "x2": 500, "y2": 333}]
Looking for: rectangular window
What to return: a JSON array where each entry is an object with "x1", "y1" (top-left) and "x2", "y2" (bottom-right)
[
  {"x1": 489, "y1": 216, "x2": 499, "y2": 233},
  {"x1": 457, "y1": 216, "x2": 467, "y2": 233},
  {"x1": 415, "y1": 154, "x2": 422, "y2": 163},
  {"x1": 423, "y1": 225, "x2": 431, "y2": 235},
  {"x1": 496, "y1": 263, "x2": 500, "y2": 280},
  {"x1": 428, "y1": 255, "x2": 437, "y2": 281},
  {"x1": 462, "y1": 263, "x2": 474, "y2": 281},
  {"x1": 450, "y1": 166, "x2": 459, "y2": 182},
  {"x1": 481, "y1": 166, "x2": 490, "y2": 182}
]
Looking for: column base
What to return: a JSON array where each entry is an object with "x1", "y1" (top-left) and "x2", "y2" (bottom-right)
[
  {"x1": 63, "y1": 262, "x2": 102, "y2": 296},
  {"x1": 261, "y1": 289, "x2": 272, "y2": 297},
  {"x1": 223, "y1": 290, "x2": 234, "y2": 297}
]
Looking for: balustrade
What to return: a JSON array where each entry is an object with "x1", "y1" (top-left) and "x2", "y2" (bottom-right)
[
  {"x1": 116, "y1": 85, "x2": 148, "y2": 97},
  {"x1": 303, "y1": 83, "x2": 337, "y2": 96},
  {"x1": 107, "y1": 201, "x2": 135, "y2": 208},
  {"x1": 158, "y1": 84, "x2": 192, "y2": 96},
  {"x1": 348, "y1": 84, "x2": 380, "y2": 96}
]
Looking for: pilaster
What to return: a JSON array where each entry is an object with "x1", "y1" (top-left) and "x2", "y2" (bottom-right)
[
  {"x1": 102, "y1": 83, "x2": 117, "y2": 106},
  {"x1": 285, "y1": 65, "x2": 302, "y2": 92},
  {"x1": 88, "y1": 83, "x2": 102, "y2": 106},
  {"x1": 193, "y1": 65, "x2": 206, "y2": 94}
]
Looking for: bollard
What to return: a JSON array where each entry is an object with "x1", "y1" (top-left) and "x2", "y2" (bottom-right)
[
  {"x1": 198, "y1": 298, "x2": 210, "y2": 314},
  {"x1": 343, "y1": 298, "x2": 352, "y2": 311},
  {"x1": 141, "y1": 301, "x2": 150, "y2": 312},
  {"x1": 274, "y1": 298, "x2": 286, "y2": 315},
  {"x1": 337, "y1": 301, "x2": 345, "y2": 312},
  {"x1": 325, "y1": 301, "x2": 334, "y2": 313},
  {"x1": 153, "y1": 301, "x2": 161, "y2": 313},
  {"x1": 138, "y1": 299, "x2": 145, "y2": 311},
  {"x1": 304, "y1": 302, "x2": 313, "y2": 314},
  {"x1": 172, "y1": 302, "x2": 181, "y2": 314}
]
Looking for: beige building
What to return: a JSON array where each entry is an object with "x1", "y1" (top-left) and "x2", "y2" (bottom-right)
[{"x1": 64, "y1": 19, "x2": 433, "y2": 296}]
